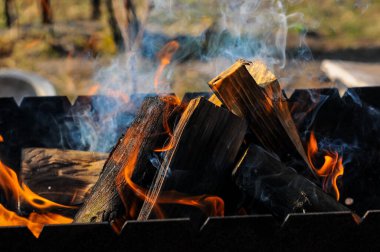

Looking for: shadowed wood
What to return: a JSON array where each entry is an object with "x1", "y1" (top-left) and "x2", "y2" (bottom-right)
[
  {"x1": 234, "y1": 145, "x2": 353, "y2": 219},
  {"x1": 138, "y1": 97, "x2": 248, "y2": 220},
  {"x1": 21, "y1": 148, "x2": 108, "y2": 205},
  {"x1": 209, "y1": 59, "x2": 313, "y2": 175},
  {"x1": 74, "y1": 96, "x2": 171, "y2": 225}
]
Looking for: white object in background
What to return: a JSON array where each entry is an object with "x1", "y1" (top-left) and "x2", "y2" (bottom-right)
[
  {"x1": 321, "y1": 60, "x2": 380, "y2": 88},
  {"x1": 0, "y1": 69, "x2": 56, "y2": 103}
]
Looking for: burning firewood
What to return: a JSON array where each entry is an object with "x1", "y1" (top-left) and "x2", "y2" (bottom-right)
[
  {"x1": 21, "y1": 148, "x2": 108, "y2": 206},
  {"x1": 233, "y1": 145, "x2": 352, "y2": 219},
  {"x1": 74, "y1": 96, "x2": 176, "y2": 225},
  {"x1": 208, "y1": 59, "x2": 313, "y2": 176},
  {"x1": 138, "y1": 97, "x2": 247, "y2": 220}
]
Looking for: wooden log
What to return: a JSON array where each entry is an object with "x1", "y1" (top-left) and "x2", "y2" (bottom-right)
[
  {"x1": 233, "y1": 144, "x2": 352, "y2": 219},
  {"x1": 21, "y1": 148, "x2": 108, "y2": 206},
  {"x1": 74, "y1": 96, "x2": 173, "y2": 224},
  {"x1": 138, "y1": 97, "x2": 248, "y2": 220},
  {"x1": 208, "y1": 59, "x2": 313, "y2": 175}
]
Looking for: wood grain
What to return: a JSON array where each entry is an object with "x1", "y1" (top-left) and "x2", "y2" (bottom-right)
[{"x1": 21, "y1": 148, "x2": 108, "y2": 206}]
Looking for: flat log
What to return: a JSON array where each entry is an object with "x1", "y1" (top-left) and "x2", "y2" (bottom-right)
[
  {"x1": 138, "y1": 97, "x2": 248, "y2": 220},
  {"x1": 208, "y1": 59, "x2": 313, "y2": 175},
  {"x1": 234, "y1": 145, "x2": 352, "y2": 219},
  {"x1": 21, "y1": 148, "x2": 108, "y2": 205}
]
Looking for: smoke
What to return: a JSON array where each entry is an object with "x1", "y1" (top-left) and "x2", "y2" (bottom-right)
[{"x1": 81, "y1": 0, "x2": 312, "y2": 151}]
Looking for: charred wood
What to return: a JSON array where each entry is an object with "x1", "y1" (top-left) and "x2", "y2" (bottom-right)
[
  {"x1": 21, "y1": 148, "x2": 107, "y2": 206},
  {"x1": 74, "y1": 96, "x2": 173, "y2": 224},
  {"x1": 234, "y1": 145, "x2": 351, "y2": 219},
  {"x1": 138, "y1": 97, "x2": 247, "y2": 220}
]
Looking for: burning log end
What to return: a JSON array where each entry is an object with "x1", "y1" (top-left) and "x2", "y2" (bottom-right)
[
  {"x1": 233, "y1": 145, "x2": 351, "y2": 219},
  {"x1": 208, "y1": 59, "x2": 315, "y2": 178}
]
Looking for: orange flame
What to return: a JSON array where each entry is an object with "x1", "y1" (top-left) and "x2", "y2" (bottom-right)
[
  {"x1": 116, "y1": 123, "x2": 224, "y2": 231},
  {"x1": 307, "y1": 131, "x2": 344, "y2": 200},
  {"x1": 154, "y1": 41, "x2": 180, "y2": 92},
  {"x1": 0, "y1": 204, "x2": 72, "y2": 238},
  {"x1": 0, "y1": 158, "x2": 74, "y2": 237},
  {"x1": 153, "y1": 41, "x2": 182, "y2": 153},
  {"x1": 0, "y1": 135, "x2": 3, "y2": 142},
  {"x1": 154, "y1": 95, "x2": 182, "y2": 153}
]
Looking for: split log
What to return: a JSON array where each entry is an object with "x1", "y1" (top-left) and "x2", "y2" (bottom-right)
[
  {"x1": 138, "y1": 97, "x2": 248, "y2": 220},
  {"x1": 234, "y1": 144, "x2": 352, "y2": 219},
  {"x1": 208, "y1": 59, "x2": 313, "y2": 175},
  {"x1": 74, "y1": 96, "x2": 174, "y2": 224},
  {"x1": 21, "y1": 148, "x2": 108, "y2": 206}
]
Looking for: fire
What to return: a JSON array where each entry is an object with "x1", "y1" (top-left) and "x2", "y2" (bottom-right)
[
  {"x1": 307, "y1": 131, "x2": 344, "y2": 200},
  {"x1": 0, "y1": 136, "x2": 74, "y2": 238},
  {"x1": 154, "y1": 40, "x2": 180, "y2": 92},
  {"x1": 116, "y1": 124, "x2": 223, "y2": 231},
  {"x1": 0, "y1": 135, "x2": 3, "y2": 142},
  {"x1": 154, "y1": 95, "x2": 182, "y2": 153},
  {"x1": 153, "y1": 41, "x2": 182, "y2": 152}
]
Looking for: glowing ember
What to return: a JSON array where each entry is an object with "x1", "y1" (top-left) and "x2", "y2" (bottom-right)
[
  {"x1": 0, "y1": 135, "x2": 3, "y2": 142},
  {"x1": 307, "y1": 131, "x2": 344, "y2": 201}
]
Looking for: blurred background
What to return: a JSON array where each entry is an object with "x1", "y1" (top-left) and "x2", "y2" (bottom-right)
[{"x1": 0, "y1": 0, "x2": 379, "y2": 99}]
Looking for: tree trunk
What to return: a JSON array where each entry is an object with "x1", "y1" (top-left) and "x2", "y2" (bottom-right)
[
  {"x1": 40, "y1": 0, "x2": 53, "y2": 24},
  {"x1": 91, "y1": 0, "x2": 101, "y2": 20},
  {"x1": 4, "y1": 0, "x2": 16, "y2": 28},
  {"x1": 105, "y1": 0, "x2": 124, "y2": 51}
]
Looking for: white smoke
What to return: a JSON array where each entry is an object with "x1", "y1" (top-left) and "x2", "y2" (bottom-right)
[{"x1": 85, "y1": 0, "x2": 311, "y2": 151}]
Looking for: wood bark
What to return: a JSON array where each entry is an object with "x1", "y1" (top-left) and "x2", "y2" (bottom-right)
[
  {"x1": 234, "y1": 144, "x2": 353, "y2": 219},
  {"x1": 40, "y1": 0, "x2": 53, "y2": 24},
  {"x1": 208, "y1": 59, "x2": 314, "y2": 176},
  {"x1": 74, "y1": 96, "x2": 173, "y2": 224},
  {"x1": 21, "y1": 148, "x2": 107, "y2": 206},
  {"x1": 138, "y1": 97, "x2": 248, "y2": 220}
]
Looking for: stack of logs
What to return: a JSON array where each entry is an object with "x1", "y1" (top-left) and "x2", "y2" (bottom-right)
[{"x1": 21, "y1": 59, "x2": 353, "y2": 229}]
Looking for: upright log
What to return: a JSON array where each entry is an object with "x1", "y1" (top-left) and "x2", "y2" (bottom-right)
[
  {"x1": 209, "y1": 59, "x2": 313, "y2": 175},
  {"x1": 74, "y1": 96, "x2": 172, "y2": 224},
  {"x1": 138, "y1": 97, "x2": 248, "y2": 220},
  {"x1": 21, "y1": 148, "x2": 107, "y2": 205}
]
